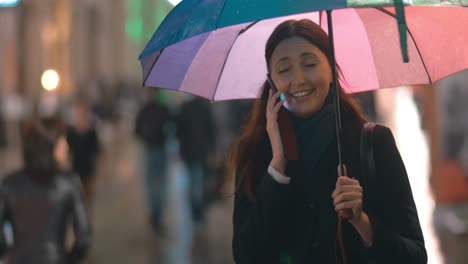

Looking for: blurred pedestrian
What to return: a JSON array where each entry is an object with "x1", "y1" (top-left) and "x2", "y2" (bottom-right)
[
  {"x1": 135, "y1": 87, "x2": 172, "y2": 232},
  {"x1": 176, "y1": 96, "x2": 216, "y2": 224},
  {"x1": 416, "y1": 70, "x2": 468, "y2": 264},
  {"x1": 0, "y1": 115, "x2": 91, "y2": 264},
  {"x1": 354, "y1": 90, "x2": 379, "y2": 123},
  {"x1": 66, "y1": 98, "x2": 100, "y2": 211}
]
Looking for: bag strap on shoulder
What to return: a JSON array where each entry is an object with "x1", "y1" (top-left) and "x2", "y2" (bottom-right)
[{"x1": 360, "y1": 122, "x2": 376, "y2": 204}]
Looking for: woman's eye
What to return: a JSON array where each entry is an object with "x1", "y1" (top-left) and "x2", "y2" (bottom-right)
[
  {"x1": 305, "y1": 64, "x2": 316, "y2": 67},
  {"x1": 278, "y1": 68, "x2": 290, "y2": 74}
]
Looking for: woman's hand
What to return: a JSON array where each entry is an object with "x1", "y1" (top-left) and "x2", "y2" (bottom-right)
[
  {"x1": 332, "y1": 165, "x2": 364, "y2": 224},
  {"x1": 267, "y1": 89, "x2": 286, "y2": 173},
  {"x1": 332, "y1": 165, "x2": 373, "y2": 245}
]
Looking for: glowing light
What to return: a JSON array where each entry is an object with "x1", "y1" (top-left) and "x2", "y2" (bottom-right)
[
  {"x1": 0, "y1": 0, "x2": 21, "y2": 7},
  {"x1": 41, "y1": 69, "x2": 60, "y2": 91},
  {"x1": 167, "y1": 0, "x2": 181, "y2": 6}
]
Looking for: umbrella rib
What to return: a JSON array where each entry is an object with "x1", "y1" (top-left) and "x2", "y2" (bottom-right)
[
  {"x1": 238, "y1": 21, "x2": 260, "y2": 36},
  {"x1": 211, "y1": 21, "x2": 260, "y2": 101},
  {"x1": 375, "y1": 7, "x2": 432, "y2": 84},
  {"x1": 142, "y1": 49, "x2": 164, "y2": 87}
]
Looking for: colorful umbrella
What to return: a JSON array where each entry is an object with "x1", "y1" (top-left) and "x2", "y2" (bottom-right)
[
  {"x1": 140, "y1": 0, "x2": 467, "y2": 174},
  {"x1": 140, "y1": 1, "x2": 467, "y2": 101},
  {"x1": 139, "y1": 0, "x2": 467, "y2": 166}
]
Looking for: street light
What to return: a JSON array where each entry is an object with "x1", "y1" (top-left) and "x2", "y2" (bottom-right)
[
  {"x1": 41, "y1": 69, "x2": 60, "y2": 91},
  {"x1": 0, "y1": 0, "x2": 21, "y2": 7},
  {"x1": 167, "y1": 0, "x2": 181, "y2": 6}
]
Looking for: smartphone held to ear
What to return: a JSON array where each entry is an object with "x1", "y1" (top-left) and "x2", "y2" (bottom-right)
[{"x1": 267, "y1": 73, "x2": 298, "y2": 161}]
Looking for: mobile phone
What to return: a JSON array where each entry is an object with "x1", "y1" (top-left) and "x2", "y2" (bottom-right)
[
  {"x1": 267, "y1": 73, "x2": 280, "y2": 100},
  {"x1": 266, "y1": 73, "x2": 298, "y2": 160}
]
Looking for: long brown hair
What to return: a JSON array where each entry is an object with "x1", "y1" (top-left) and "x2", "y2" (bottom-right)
[{"x1": 225, "y1": 19, "x2": 366, "y2": 201}]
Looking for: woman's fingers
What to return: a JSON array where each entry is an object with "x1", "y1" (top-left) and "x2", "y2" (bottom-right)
[
  {"x1": 333, "y1": 191, "x2": 363, "y2": 206},
  {"x1": 334, "y1": 199, "x2": 362, "y2": 211},
  {"x1": 273, "y1": 99, "x2": 285, "y2": 112},
  {"x1": 267, "y1": 90, "x2": 281, "y2": 112},
  {"x1": 337, "y1": 164, "x2": 348, "y2": 177},
  {"x1": 331, "y1": 185, "x2": 363, "y2": 199},
  {"x1": 335, "y1": 176, "x2": 359, "y2": 187}
]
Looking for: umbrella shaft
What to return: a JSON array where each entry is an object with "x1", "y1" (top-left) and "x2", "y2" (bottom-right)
[{"x1": 326, "y1": 10, "x2": 344, "y2": 176}]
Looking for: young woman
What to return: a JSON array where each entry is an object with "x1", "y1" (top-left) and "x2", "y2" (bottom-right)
[{"x1": 228, "y1": 19, "x2": 427, "y2": 263}]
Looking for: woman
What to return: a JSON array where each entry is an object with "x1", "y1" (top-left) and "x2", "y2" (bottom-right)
[
  {"x1": 228, "y1": 19, "x2": 427, "y2": 263},
  {"x1": 0, "y1": 115, "x2": 91, "y2": 264}
]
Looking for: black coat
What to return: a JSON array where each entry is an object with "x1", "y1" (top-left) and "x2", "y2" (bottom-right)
[{"x1": 232, "y1": 113, "x2": 426, "y2": 263}]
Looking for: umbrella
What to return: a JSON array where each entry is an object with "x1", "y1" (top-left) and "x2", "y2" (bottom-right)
[
  {"x1": 140, "y1": 3, "x2": 467, "y2": 100},
  {"x1": 139, "y1": 0, "x2": 467, "y2": 170}
]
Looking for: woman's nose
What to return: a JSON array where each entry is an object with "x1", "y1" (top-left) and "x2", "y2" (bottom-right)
[{"x1": 291, "y1": 69, "x2": 306, "y2": 86}]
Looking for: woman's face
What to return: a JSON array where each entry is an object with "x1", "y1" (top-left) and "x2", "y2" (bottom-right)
[{"x1": 270, "y1": 36, "x2": 332, "y2": 118}]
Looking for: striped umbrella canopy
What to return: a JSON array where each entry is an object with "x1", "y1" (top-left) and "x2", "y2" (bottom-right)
[{"x1": 139, "y1": 0, "x2": 468, "y2": 101}]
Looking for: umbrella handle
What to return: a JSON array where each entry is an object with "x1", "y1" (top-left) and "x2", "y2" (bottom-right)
[{"x1": 339, "y1": 209, "x2": 353, "y2": 220}]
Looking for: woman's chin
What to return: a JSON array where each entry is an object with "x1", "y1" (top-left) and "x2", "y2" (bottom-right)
[{"x1": 288, "y1": 103, "x2": 320, "y2": 118}]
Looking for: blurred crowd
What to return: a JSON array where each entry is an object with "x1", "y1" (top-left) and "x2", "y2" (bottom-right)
[{"x1": 0, "y1": 81, "x2": 252, "y2": 263}]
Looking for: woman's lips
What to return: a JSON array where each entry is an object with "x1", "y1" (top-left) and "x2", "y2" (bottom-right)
[{"x1": 290, "y1": 88, "x2": 317, "y2": 102}]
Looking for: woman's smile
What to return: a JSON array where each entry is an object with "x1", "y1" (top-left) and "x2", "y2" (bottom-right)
[{"x1": 290, "y1": 87, "x2": 316, "y2": 98}]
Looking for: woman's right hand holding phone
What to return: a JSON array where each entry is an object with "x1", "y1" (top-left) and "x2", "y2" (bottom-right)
[{"x1": 267, "y1": 89, "x2": 287, "y2": 174}]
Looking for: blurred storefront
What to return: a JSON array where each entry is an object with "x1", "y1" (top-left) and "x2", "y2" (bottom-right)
[
  {"x1": 0, "y1": 0, "x2": 173, "y2": 100},
  {"x1": 0, "y1": 0, "x2": 174, "y2": 144}
]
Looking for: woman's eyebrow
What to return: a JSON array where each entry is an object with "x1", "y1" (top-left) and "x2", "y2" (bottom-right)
[
  {"x1": 301, "y1": 52, "x2": 318, "y2": 59},
  {"x1": 275, "y1": 52, "x2": 319, "y2": 66}
]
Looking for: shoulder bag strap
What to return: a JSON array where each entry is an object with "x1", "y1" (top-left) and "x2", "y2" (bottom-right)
[{"x1": 360, "y1": 122, "x2": 376, "y2": 206}]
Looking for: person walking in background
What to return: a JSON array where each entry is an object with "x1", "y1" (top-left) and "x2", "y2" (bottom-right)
[
  {"x1": 415, "y1": 70, "x2": 468, "y2": 264},
  {"x1": 66, "y1": 98, "x2": 100, "y2": 211},
  {"x1": 175, "y1": 96, "x2": 216, "y2": 225},
  {"x1": 354, "y1": 91, "x2": 379, "y2": 123},
  {"x1": 135, "y1": 87, "x2": 172, "y2": 232},
  {"x1": 0, "y1": 115, "x2": 91, "y2": 264}
]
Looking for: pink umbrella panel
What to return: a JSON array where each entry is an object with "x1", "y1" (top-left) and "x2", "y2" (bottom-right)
[{"x1": 141, "y1": 6, "x2": 468, "y2": 102}]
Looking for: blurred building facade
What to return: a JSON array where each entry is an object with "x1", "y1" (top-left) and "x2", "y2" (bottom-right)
[{"x1": 0, "y1": 0, "x2": 173, "y2": 105}]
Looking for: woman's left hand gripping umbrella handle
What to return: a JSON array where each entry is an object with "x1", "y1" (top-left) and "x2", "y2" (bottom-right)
[{"x1": 337, "y1": 164, "x2": 354, "y2": 220}]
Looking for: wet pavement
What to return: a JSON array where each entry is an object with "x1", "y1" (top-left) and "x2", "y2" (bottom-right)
[
  {"x1": 88, "y1": 124, "x2": 234, "y2": 264},
  {"x1": 0, "y1": 122, "x2": 235, "y2": 264}
]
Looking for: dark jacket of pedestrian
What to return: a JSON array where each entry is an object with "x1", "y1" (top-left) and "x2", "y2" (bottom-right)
[
  {"x1": 0, "y1": 116, "x2": 91, "y2": 264},
  {"x1": 176, "y1": 97, "x2": 216, "y2": 164},
  {"x1": 66, "y1": 127, "x2": 100, "y2": 179},
  {"x1": 0, "y1": 171, "x2": 90, "y2": 264},
  {"x1": 135, "y1": 100, "x2": 171, "y2": 147}
]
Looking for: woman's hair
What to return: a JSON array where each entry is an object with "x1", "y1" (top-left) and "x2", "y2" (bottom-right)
[
  {"x1": 225, "y1": 19, "x2": 367, "y2": 201},
  {"x1": 21, "y1": 114, "x2": 65, "y2": 181}
]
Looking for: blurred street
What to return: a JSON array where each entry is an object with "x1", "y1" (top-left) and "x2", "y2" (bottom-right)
[
  {"x1": 0, "y1": 119, "x2": 235, "y2": 264},
  {"x1": 88, "y1": 123, "x2": 234, "y2": 264}
]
